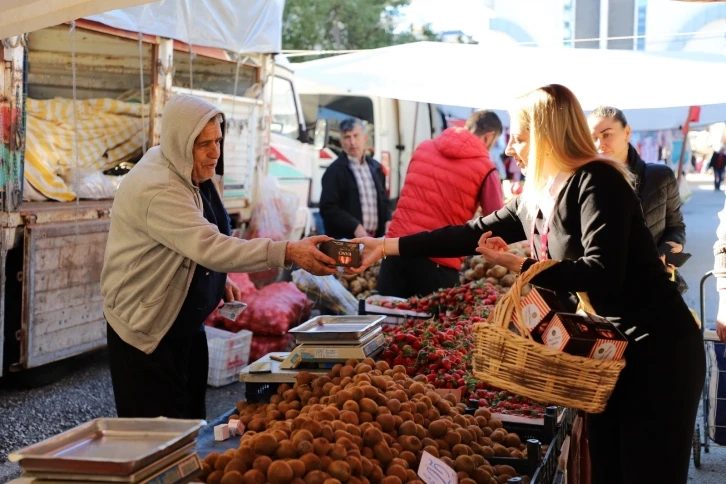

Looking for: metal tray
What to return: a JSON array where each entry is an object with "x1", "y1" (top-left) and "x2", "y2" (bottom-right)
[
  {"x1": 9, "y1": 418, "x2": 204, "y2": 476},
  {"x1": 20, "y1": 442, "x2": 197, "y2": 482},
  {"x1": 289, "y1": 315, "x2": 385, "y2": 341},
  {"x1": 295, "y1": 326, "x2": 384, "y2": 346}
]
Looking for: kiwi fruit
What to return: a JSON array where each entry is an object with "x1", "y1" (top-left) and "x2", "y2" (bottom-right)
[
  {"x1": 207, "y1": 471, "x2": 224, "y2": 484},
  {"x1": 224, "y1": 459, "x2": 247, "y2": 475},
  {"x1": 254, "y1": 434, "x2": 278, "y2": 456},
  {"x1": 380, "y1": 477, "x2": 403, "y2": 484},
  {"x1": 455, "y1": 455, "x2": 476, "y2": 475},
  {"x1": 214, "y1": 455, "x2": 233, "y2": 472},
  {"x1": 267, "y1": 461, "x2": 294, "y2": 484},
  {"x1": 386, "y1": 464, "x2": 408, "y2": 482},
  {"x1": 328, "y1": 461, "x2": 352, "y2": 482},
  {"x1": 220, "y1": 471, "x2": 244, "y2": 484},
  {"x1": 252, "y1": 455, "x2": 273, "y2": 475},
  {"x1": 504, "y1": 433, "x2": 521, "y2": 448}
]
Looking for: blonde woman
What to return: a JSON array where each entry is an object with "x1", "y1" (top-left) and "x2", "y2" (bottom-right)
[{"x1": 352, "y1": 84, "x2": 704, "y2": 483}]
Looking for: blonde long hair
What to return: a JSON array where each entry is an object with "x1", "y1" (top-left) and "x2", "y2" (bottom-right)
[{"x1": 510, "y1": 84, "x2": 633, "y2": 216}]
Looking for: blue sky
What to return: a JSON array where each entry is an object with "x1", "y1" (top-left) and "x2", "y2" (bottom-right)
[{"x1": 398, "y1": 0, "x2": 495, "y2": 40}]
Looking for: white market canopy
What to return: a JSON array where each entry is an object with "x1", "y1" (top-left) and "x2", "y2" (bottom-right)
[
  {"x1": 293, "y1": 41, "x2": 726, "y2": 130},
  {"x1": 1, "y1": 0, "x2": 284, "y2": 53}
]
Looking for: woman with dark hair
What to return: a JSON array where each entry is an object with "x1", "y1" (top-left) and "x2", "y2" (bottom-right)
[
  {"x1": 351, "y1": 85, "x2": 704, "y2": 484},
  {"x1": 588, "y1": 106, "x2": 688, "y2": 293}
]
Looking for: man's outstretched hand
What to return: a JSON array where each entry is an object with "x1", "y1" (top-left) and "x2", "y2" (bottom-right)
[{"x1": 286, "y1": 236, "x2": 338, "y2": 276}]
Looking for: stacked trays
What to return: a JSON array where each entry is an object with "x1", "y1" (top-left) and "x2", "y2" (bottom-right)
[
  {"x1": 8, "y1": 418, "x2": 205, "y2": 483},
  {"x1": 288, "y1": 315, "x2": 386, "y2": 345}
]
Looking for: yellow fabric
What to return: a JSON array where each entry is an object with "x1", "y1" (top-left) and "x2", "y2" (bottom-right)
[
  {"x1": 690, "y1": 308, "x2": 702, "y2": 329},
  {"x1": 24, "y1": 98, "x2": 148, "y2": 201}
]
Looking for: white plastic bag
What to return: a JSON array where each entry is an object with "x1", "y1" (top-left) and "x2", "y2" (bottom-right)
[
  {"x1": 292, "y1": 270, "x2": 359, "y2": 315},
  {"x1": 245, "y1": 174, "x2": 298, "y2": 241},
  {"x1": 66, "y1": 169, "x2": 124, "y2": 200},
  {"x1": 679, "y1": 176, "x2": 692, "y2": 204}
]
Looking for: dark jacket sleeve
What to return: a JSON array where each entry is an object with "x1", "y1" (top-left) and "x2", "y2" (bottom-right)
[
  {"x1": 398, "y1": 196, "x2": 526, "y2": 258},
  {"x1": 659, "y1": 169, "x2": 686, "y2": 247},
  {"x1": 319, "y1": 166, "x2": 361, "y2": 237},
  {"x1": 522, "y1": 165, "x2": 633, "y2": 293}
]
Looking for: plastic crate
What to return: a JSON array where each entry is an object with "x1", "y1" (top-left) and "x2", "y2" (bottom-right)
[
  {"x1": 205, "y1": 326, "x2": 252, "y2": 387},
  {"x1": 245, "y1": 382, "x2": 281, "y2": 403}
]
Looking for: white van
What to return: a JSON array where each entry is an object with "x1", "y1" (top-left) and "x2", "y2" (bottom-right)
[{"x1": 296, "y1": 79, "x2": 447, "y2": 208}]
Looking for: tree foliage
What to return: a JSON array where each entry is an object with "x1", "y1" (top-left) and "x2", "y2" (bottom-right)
[{"x1": 282, "y1": 0, "x2": 443, "y2": 52}]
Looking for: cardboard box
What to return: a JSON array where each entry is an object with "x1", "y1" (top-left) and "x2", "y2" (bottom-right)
[
  {"x1": 542, "y1": 312, "x2": 628, "y2": 360},
  {"x1": 319, "y1": 240, "x2": 361, "y2": 268},
  {"x1": 512, "y1": 287, "x2": 574, "y2": 342}
]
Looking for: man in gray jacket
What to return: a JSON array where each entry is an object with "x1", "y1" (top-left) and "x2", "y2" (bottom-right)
[{"x1": 101, "y1": 94, "x2": 336, "y2": 419}]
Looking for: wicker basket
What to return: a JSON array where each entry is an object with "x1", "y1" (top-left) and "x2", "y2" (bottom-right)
[{"x1": 472, "y1": 259, "x2": 626, "y2": 414}]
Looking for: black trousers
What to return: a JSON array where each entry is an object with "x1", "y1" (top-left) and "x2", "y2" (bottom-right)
[
  {"x1": 377, "y1": 256, "x2": 460, "y2": 298},
  {"x1": 106, "y1": 323, "x2": 208, "y2": 419},
  {"x1": 588, "y1": 320, "x2": 705, "y2": 484},
  {"x1": 715, "y1": 168, "x2": 724, "y2": 190}
]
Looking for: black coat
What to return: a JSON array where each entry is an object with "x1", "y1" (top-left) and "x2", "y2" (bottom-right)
[
  {"x1": 627, "y1": 144, "x2": 686, "y2": 247},
  {"x1": 709, "y1": 151, "x2": 726, "y2": 171},
  {"x1": 399, "y1": 161, "x2": 692, "y2": 334},
  {"x1": 319, "y1": 153, "x2": 391, "y2": 239}
]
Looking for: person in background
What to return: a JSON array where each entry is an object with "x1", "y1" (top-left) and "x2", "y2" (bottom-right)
[
  {"x1": 351, "y1": 84, "x2": 704, "y2": 484},
  {"x1": 319, "y1": 118, "x2": 391, "y2": 239},
  {"x1": 588, "y1": 106, "x2": 688, "y2": 293},
  {"x1": 709, "y1": 145, "x2": 726, "y2": 191},
  {"x1": 101, "y1": 94, "x2": 336, "y2": 420},
  {"x1": 378, "y1": 110, "x2": 503, "y2": 298}
]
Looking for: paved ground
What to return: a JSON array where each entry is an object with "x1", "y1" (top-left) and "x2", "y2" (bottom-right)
[
  {"x1": 0, "y1": 349, "x2": 244, "y2": 481},
  {"x1": 0, "y1": 174, "x2": 724, "y2": 482},
  {"x1": 676, "y1": 174, "x2": 726, "y2": 482}
]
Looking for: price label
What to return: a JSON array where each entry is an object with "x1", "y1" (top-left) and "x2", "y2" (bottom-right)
[
  {"x1": 418, "y1": 451, "x2": 458, "y2": 484},
  {"x1": 314, "y1": 348, "x2": 339, "y2": 359}
]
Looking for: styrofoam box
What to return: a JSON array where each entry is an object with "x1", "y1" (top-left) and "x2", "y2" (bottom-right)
[{"x1": 205, "y1": 325, "x2": 252, "y2": 387}]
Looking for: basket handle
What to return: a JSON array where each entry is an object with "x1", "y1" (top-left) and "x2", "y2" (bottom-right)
[
  {"x1": 490, "y1": 259, "x2": 559, "y2": 339},
  {"x1": 489, "y1": 259, "x2": 595, "y2": 339}
]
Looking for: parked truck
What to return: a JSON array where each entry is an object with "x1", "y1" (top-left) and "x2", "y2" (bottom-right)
[{"x1": 0, "y1": 12, "x2": 319, "y2": 378}]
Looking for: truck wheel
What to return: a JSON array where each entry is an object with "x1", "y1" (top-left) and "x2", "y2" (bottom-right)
[{"x1": 6, "y1": 359, "x2": 71, "y2": 389}]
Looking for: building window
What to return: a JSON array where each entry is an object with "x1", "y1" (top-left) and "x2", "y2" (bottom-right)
[
  {"x1": 271, "y1": 77, "x2": 300, "y2": 139},
  {"x1": 636, "y1": 0, "x2": 647, "y2": 50},
  {"x1": 563, "y1": 0, "x2": 574, "y2": 48}
]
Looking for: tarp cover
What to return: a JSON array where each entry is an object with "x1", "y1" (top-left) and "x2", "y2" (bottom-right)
[
  {"x1": 0, "y1": 0, "x2": 154, "y2": 38},
  {"x1": 293, "y1": 41, "x2": 726, "y2": 113},
  {"x1": 24, "y1": 98, "x2": 148, "y2": 201},
  {"x1": 87, "y1": 0, "x2": 284, "y2": 53}
]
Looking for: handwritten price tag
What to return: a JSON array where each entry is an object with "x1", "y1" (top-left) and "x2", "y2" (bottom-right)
[{"x1": 418, "y1": 451, "x2": 458, "y2": 484}]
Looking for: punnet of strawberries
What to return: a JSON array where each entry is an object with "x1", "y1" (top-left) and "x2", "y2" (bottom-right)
[
  {"x1": 370, "y1": 279, "x2": 499, "y2": 319},
  {"x1": 378, "y1": 280, "x2": 547, "y2": 419}
]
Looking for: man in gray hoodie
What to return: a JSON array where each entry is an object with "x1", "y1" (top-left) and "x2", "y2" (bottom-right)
[{"x1": 101, "y1": 94, "x2": 336, "y2": 419}]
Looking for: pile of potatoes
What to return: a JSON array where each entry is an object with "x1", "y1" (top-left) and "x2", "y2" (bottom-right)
[
  {"x1": 335, "y1": 263, "x2": 380, "y2": 299},
  {"x1": 461, "y1": 243, "x2": 532, "y2": 295},
  {"x1": 200, "y1": 359, "x2": 532, "y2": 484}
]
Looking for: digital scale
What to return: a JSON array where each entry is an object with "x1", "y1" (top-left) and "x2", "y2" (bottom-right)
[{"x1": 279, "y1": 315, "x2": 386, "y2": 370}]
